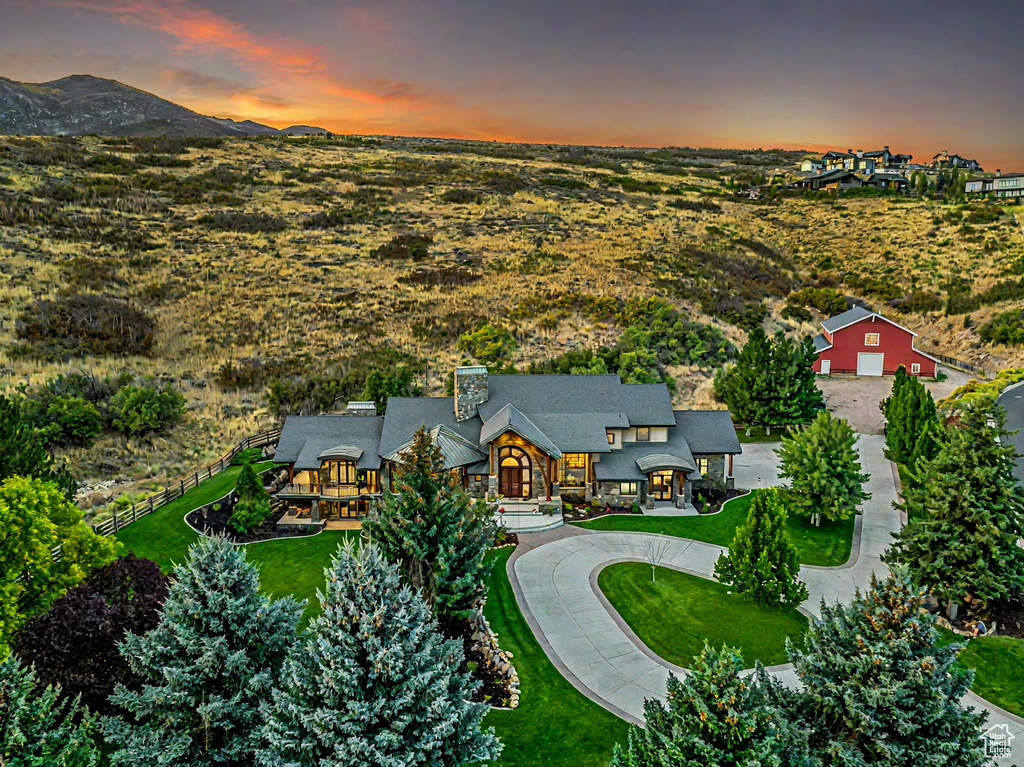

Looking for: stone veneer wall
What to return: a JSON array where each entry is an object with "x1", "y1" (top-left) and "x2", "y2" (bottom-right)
[
  {"x1": 455, "y1": 366, "x2": 488, "y2": 422},
  {"x1": 466, "y1": 474, "x2": 489, "y2": 496},
  {"x1": 471, "y1": 602, "x2": 520, "y2": 709},
  {"x1": 694, "y1": 454, "x2": 732, "y2": 488}
]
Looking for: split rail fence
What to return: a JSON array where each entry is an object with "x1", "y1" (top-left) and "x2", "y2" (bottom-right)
[{"x1": 89, "y1": 427, "x2": 282, "y2": 537}]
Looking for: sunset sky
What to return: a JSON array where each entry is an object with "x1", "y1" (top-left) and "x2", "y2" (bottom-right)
[{"x1": 1, "y1": 0, "x2": 1022, "y2": 169}]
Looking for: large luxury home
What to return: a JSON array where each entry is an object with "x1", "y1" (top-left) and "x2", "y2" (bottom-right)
[{"x1": 272, "y1": 367, "x2": 741, "y2": 522}]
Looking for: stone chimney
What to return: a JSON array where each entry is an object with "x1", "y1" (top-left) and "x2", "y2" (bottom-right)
[
  {"x1": 884, "y1": 145, "x2": 889, "y2": 152},
  {"x1": 345, "y1": 401, "x2": 377, "y2": 416},
  {"x1": 455, "y1": 366, "x2": 488, "y2": 422},
  {"x1": 996, "y1": 169, "x2": 1002, "y2": 177}
]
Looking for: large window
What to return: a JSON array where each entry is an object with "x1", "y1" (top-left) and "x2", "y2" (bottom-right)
[
  {"x1": 358, "y1": 470, "x2": 380, "y2": 493},
  {"x1": 325, "y1": 460, "x2": 357, "y2": 485},
  {"x1": 696, "y1": 457, "x2": 709, "y2": 475},
  {"x1": 498, "y1": 446, "x2": 532, "y2": 498},
  {"x1": 864, "y1": 333, "x2": 880, "y2": 346},
  {"x1": 635, "y1": 427, "x2": 650, "y2": 442},
  {"x1": 619, "y1": 482, "x2": 638, "y2": 495},
  {"x1": 561, "y1": 453, "x2": 588, "y2": 488}
]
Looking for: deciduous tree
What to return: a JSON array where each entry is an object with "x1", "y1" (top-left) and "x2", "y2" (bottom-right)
[
  {"x1": 257, "y1": 543, "x2": 501, "y2": 767},
  {"x1": 715, "y1": 489, "x2": 808, "y2": 606},
  {"x1": 777, "y1": 411, "x2": 869, "y2": 524},
  {"x1": 0, "y1": 476, "x2": 120, "y2": 654},
  {"x1": 15, "y1": 553, "x2": 168, "y2": 713},
  {"x1": 0, "y1": 394, "x2": 76, "y2": 497},
  {"x1": 105, "y1": 536, "x2": 302, "y2": 767}
]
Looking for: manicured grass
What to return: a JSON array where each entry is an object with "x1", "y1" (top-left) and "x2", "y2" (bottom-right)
[
  {"x1": 574, "y1": 491, "x2": 855, "y2": 567},
  {"x1": 735, "y1": 425, "x2": 783, "y2": 443},
  {"x1": 247, "y1": 531, "x2": 358, "y2": 620},
  {"x1": 598, "y1": 562, "x2": 809, "y2": 667},
  {"x1": 955, "y1": 634, "x2": 1024, "y2": 716},
  {"x1": 113, "y1": 461, "x2": 275, "y2": 570},
  {"x1": 483, "y1": 548, "x2": 629, "y2": 767}
]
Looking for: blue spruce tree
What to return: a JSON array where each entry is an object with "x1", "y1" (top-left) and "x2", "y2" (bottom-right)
[
  {"x1": 104, "y1": 536, "x2": 303, "y2": 766},
  {"x1": 257, "y1": 542, "x2": 501, "y2": 767}
]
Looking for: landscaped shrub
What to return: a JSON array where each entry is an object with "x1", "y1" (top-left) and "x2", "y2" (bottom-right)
[
  {"x1": 15, "y1": 293, "x2": 157, "y2": 358},
  {"x1": 37, "y1": 395, "x2": 103, "y2": 447},
  {"x1": 229, "y1": 461, "x2": 273, "y2": 533},
  {"x1": 109, "y1": 385, "x2": 186, "y2": 436}
]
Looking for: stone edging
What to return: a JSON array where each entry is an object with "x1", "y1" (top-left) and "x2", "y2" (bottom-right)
[
  {"x1": 469, "y1": 605, "x2": 521, "y2": 710},
  {"x1": 506, "y1": 538, "x2": 644, "y2": 725}
]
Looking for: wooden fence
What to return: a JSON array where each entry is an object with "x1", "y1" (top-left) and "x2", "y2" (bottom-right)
[
  {"x1": 931, "y1": 352, "x2": 997, "y2": 381},
  {"x1": 91, "y1": 427, "x2": 282, "y2": 537}
]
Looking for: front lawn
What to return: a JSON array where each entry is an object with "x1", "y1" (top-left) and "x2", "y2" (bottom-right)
[
  {"x1": 484, "y1": 548, "x2": 629, "y2": 767},
  {"x1": 574, "y1": 491, "x2": 855, "y2": 567},
  {"x1": 955, "y1": 634, "x2": 1024, "y2": 717},
  {"x1": 598, "y1": 562, "x2": 809, "y2": 667},
  {"x1": 114, "y1": 461, "x2": 276, "y2": 570},
  {"x1": 735, "y1": 425, "x2": 785, "y2": 443}
]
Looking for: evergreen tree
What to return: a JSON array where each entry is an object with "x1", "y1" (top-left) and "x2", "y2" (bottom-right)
[
  {"x1": 229, "y1": 459, "x2": 272, "y2": 533},
  {"x1": 257, "y1": 542, "x2": 501, "y2": 767},
  {"x1": 363, "y1": 427, "x2": 493, "y2": 619},
  {"x1": 714, "y1": 328, "x2": 773, "y2": 430},
  {"x1": 104, "y1": 536, "x2": 303, "y2": 767},
  {"x1": 0, "y1": 653, "x2": 100, "y2": 767},
  {"x1": 881, "y1": 366, "x2": 939, "y2": 475},
  {"x1": 610, "y1": 644, "x2": 811, "y2": 767},
  {"x1": 714, "y1": 489, "x2": 808, "y2": 606},
  {"x1": 777, "y1": 411, "x2": 869, "y2": 524},
  {"x1": 796, "y1": 335, "x2": 825, "y2": 417},
  {"x1": 766, "y1": 331, "x2": 803, "y2": 427},
  {"x1": 0, "y1": 394, "x2": 76, "y2": 498},
  {"x1": 0, "y1": 476, "x2": 120, "y2": 654},
  {"x1": 15, "y1": 553, "x2": 169, "y2": 714},
  {"x1": 790, "y1": 569, "x2": 988, "y2": 766},
  {"x1": 886, "y1": 401, "x2": 1024, "y2": 613}
]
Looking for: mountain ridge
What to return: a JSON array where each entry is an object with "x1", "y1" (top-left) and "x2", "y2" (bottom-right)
[{"x1": 0, "y1": 74, "x2": 330, "y2": 137}]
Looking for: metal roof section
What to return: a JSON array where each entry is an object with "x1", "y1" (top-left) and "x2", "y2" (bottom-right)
[
  {"x1": 636, "y1": 452, "x2": 698, "y2": 474},
  {"x1": 316, "y1": 443, "x2": 364, "y2": 462},
  {"x1": 383, "y1": 424, "x2": 487, "y2": 470},
  {"x1": 479, "y1": 403, "x2": 562, "y2": 458}
]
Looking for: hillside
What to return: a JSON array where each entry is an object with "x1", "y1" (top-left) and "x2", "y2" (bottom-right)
[
  {"x1": 0, "y1": 74, "x2": 328, "y2": 137},
  {"x1": 0, "y1": 133, "x2": 1021, "y2": 509}
]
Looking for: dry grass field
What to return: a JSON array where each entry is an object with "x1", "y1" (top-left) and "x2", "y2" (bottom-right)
[{"x1": 1, "y1": 134, "x2": 1021, "y2": 507}]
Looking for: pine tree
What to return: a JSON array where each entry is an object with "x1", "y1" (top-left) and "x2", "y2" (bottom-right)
[
  {"x1": 230, "y1": 459, "x2": 272, "y2": 533},
  {"x1": 886, "y1": 401, "x2": 1024, "y2": 613},
  {"x1": 363, "y1": 427, "x2": 493, "y2": 619},
  {"x1": 610, "y1": 644, "x2": 812, "y2": 767},
  {"x1": 766, "y1": 331, "x2": 803, "y2": 427},
  {"x1": 714, "y1": 328, "x2": 773, "y2": 431},
  {"x1": 0, "y1": 394, "x2": 76, "y2": 498},
  {"x1": 0, "y1": 653, "x2": 100, "y2": 767},
  {"x1": 790, "y1": 569, "x2": 989, "y2": 766},
  {"x1": 257, "y1": 542, "x2": 501, "y2": 767},
  {"x1": 795, "y1": 335, "x2": 825, "y2": 420},
  {"x1": 777, "y1": 411, "x2": 869, "y2": 524},
  {"x1": 881, "y1": 366, "x2": 938, "y2": 475},
  {"x1": 714, "y1": 489, "x2": 808, "y2": 606},
  {"x1": 104, "y1": 536, "x2": 303, "y2": 767}
]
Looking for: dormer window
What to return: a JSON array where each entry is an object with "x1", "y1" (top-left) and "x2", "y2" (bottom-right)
[
  {"x1": 636, "y1": 427, "x2": 650, "y2": 442},
  {"x1": 607, "y1": 432, "x2": 615, "y2": 445}
]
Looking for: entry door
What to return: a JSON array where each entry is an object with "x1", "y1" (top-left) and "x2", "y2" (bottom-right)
[
  {"x1": 500, "y1": 467, "x2": 527, "y2": 498},
  {"x1": 820, "y1": 359, "x2": 831, "y2": 376},
  {"x1": 857, "y1": 353, "x2": 884, "y2": 376},
  {"x1": 650, "y1": 471, "x2": 673, "y2": 501}
]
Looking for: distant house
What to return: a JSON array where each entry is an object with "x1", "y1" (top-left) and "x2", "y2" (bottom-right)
[
  {"x1": 812, "y1": 306, "x2": 938, "y2": 377},
  {"x1": 822, "y1": 146, "x2": 912, "y2": 172},
  {"x1": 861, "y1": 173, "x2": 910, "y2": 191},
  {"x1": 791, "y1": 168, "x2": 864, "y2": 191},
  {"x1": 801, "y1": 158, "x2": 824, "y2": 173},
  {"x1": 932, "y1": 151, "x2": 983, "y2": 171},
  {"x1": 966, "y1": 171, "x2": 1024, "y2": 199},
  {"x1": 272, "y1": 369, "x2": 742, "y2": 521}
]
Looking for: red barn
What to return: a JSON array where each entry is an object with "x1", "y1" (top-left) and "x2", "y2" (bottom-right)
[{"x1": 812, "y1": 306, "x2": 938, "y2": 377}]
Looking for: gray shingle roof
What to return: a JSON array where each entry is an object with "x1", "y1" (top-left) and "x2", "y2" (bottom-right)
[
  {"x1": 379, "y1": 398, "x2": 480, "y2": 458},
  {"x1": 274, "y1": 415, "x2": 383, "y2": 471},
  {"x1": 813, "y1": 333, "x2": 832, "y2": 352},
  {"x1": 479, "y1": 404, "x2": 561, "y2": 458},
  {"x1": 821, "y1": 305, "x2": 874, "y2": 333},
  {"x1": 672, "y1": 411, "x2": 741, "y2": 455}
]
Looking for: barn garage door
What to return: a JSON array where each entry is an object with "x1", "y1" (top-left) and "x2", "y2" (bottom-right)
[{"x1": 857, "y1": 353, "x2": 884, "y2": 376}]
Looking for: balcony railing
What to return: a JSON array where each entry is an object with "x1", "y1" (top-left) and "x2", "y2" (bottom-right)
[
  {"x1": 278, "y1": 483, "x2": 379, "y2": 498},
  {"x1": 278, "y1": 483, "x2": 320, "y2": 496}
]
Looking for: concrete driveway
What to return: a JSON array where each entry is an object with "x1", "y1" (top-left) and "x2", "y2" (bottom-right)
[{"x1": 732, "y1": 441, "x2": 783, "y2": 489}]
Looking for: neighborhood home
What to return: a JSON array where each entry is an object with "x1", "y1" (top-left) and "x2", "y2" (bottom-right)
[
  {"x1": 821, "y1": 146, "x2": 912, "y2": 172},
  {"x1": 933, "y1": 150, "x2": 984, "y2": 171},
  {"x1": 966, "y1": 171, "x2": 1024, "y2": 199},
  {"x1": 792, "y1": 168, "x2": 910, "y2": 192},
  {"x1": 272, "y1": 368, "x2": 742, "y2": 523},
  {"x1": 812, "y1": 306, "x2": 938, "y2": 377},
  {"x1": 800, "y1": 158, "x2": 824, "y2": 173}
]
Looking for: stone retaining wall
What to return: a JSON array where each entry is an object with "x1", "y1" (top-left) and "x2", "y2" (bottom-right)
[{"x1": 471, "y1": 602, "x2": 520, "y2": 709}]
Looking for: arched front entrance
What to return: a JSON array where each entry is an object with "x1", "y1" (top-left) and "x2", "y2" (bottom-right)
[{"x1": 498, "y1": 446, "x2": 532, "y2": 499}]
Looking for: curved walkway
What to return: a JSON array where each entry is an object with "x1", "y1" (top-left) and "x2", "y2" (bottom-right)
[{"x1": 510, "y1": 435, "x2": 1024, "y2": 739}]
